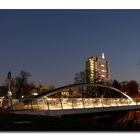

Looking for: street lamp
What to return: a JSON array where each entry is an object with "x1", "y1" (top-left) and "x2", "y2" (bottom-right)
[{"x1": 7, "y1": 71, "x2": 13, "y2": 111}]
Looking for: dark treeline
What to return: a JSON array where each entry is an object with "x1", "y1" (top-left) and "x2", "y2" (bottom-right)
[
  {"x1": 0, "y1": 70, "x2": 54, "y2": 98},
  {"x1": 111, "y1": 80, "x2": 139, "y2": 98},
  {"x1": 0, "y1": 70, "x2": 139, "y2": 99},
  {"x1": 74, "y1": 71, "x2": 139, "y2": 98},
  {"x1": 0, "y1": 70, "x2": 35, "y2": 98}
]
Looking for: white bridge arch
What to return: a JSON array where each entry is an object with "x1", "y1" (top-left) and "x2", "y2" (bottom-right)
[{"x1": 32, "y1": 83, "x2": 133, "y2": 101}]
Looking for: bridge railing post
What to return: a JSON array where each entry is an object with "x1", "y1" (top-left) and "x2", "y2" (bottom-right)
[
  {"x1": 36, "y1": 99, "x2": 39, "y2": 109},
  {"x1": 72, "y1": 98, "x2": 74, "y2": 109},
  {"x1": 42, "y1": 99, "x2": 45, "y2": 107},
  {"x1": 109, "y1": 98, "x2": 112, "y2": 107},
  {"x1": 60, "y1": 97, "x2": 63, "y2": 110},
  {"x1": 82, "y1": 98, "x2": 85, "y2": 108},
  {"x1": 135, "y1": 98, "x2": 138, "y2": 105},
  {"x1": 115, "y1": 98, "x2": 118, "y2": 107},
  {"x1": 46, "y1": 98, "x2": 50, "y2": 110},
  {"x1": 92, "y1": 98, "x2": 95, "y2": 108},
  {"x1": 127, "y1": 99, "x2": 130, "y2": 106},
  {"x1": 30, "y1": 99, "x2": 34, "y2": 112},
  {"x1": 101, "y1": 98, "x2": 104, "y2": 107}
]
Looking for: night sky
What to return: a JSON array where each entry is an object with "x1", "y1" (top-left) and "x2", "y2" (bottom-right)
[{"x1": 0, "y1": 10, "x2": 140, "y2": 87}]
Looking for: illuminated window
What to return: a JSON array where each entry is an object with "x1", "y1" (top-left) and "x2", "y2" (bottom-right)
[
  {"x1": 101, "y1": 64, "x2": 104, "y2": 67},
  {"x1": 101, "y1": 75, "x2": 105, "y2": 77},
  {"x1": 101, "y1": 70, "x2": 106, "y2": 72}
]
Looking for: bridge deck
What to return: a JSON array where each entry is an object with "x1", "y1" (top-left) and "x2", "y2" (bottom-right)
[
  {"x1": 14, "y1": 104, "x2": 140, "y2": 116},
  {"x1": 2, "y1": 98, "x2": 140, "y2": 116},
  {"x1": 17, "y1": 98, "x2": 140, "y2": 116}
]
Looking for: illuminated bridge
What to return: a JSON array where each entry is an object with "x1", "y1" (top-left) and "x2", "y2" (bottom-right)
[{"x1": 13, "y1": 83, "x2": 140, "y2": 116}]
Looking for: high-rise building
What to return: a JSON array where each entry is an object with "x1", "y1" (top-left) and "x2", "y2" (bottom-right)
[{"x1": 86, "y1": 53, "x2": 110, "y2": 83}]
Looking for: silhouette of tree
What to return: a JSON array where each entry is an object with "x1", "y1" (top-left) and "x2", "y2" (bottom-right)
[
  {"x1": 14, "y1": 70, "x2": 35, "y2": 98},
  {"x1": 2, "y1": 70, "x2": 36, "y2": 98},
  {"x1": 126, "y1": 80, "x2": 139, "y2": 98},
  {"x1": 112, "y1": 80, "x2": 121, "y2": 90},
  {"x1": 121, "y1": 80, "x2": 138, "y2": 98},
  {"x1": 121, "y1": 81, "x2": 128, "y2": 92}
]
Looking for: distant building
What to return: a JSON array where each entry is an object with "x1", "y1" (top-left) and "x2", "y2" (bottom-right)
[
  {"x1": 86, "y1": 52, "x2": 110, "y2": 83},
  {"x1": 31, "y1": 82, "x2": 48, "y2": 96}
]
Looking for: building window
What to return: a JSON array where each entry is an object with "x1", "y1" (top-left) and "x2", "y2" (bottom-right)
[
  {"x1": 101, "y1": 69, "x2": 106, "y2": 72},
  {"x1": 101, "y1": 75, "x2": 105, "y2": 77}
]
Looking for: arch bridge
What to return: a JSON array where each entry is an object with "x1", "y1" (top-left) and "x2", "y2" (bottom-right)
[{"x1": 16, "y1": 83, "x2": 140, "y2": 116}]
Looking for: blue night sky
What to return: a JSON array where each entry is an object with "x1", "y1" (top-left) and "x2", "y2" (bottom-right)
[{"x1": 0, "y1": 10, "x2": 140, "y2": 87}]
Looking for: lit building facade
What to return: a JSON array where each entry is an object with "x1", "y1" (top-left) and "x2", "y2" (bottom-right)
[{"x1": 86, "y1": 53, "x2": 110, "y2": 83}]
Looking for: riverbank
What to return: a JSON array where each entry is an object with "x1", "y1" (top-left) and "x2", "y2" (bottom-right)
[{"x1": 0, "y1": 111, "x2": 139, "y2": 131}]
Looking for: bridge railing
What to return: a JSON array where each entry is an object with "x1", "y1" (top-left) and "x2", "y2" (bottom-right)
[
  {"x1": 23, "y1": 98, "x2": 140, "y2": 111},
  {"x1": 0, "y1": 98, "x2": 139, "y2": 111}
]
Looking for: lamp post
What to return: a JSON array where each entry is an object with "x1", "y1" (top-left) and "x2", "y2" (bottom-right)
[{"x1": 7, "y1": 71, "x2": 13, "y2": 111}]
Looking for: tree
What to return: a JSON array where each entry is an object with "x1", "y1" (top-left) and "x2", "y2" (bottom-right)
[
  {"x1": 121, "y1": 81, "x2": 128, "y2": 92},
  {"x1": 126, "y1": 80, "x2": 139, "y2": 98},
  {"x1": 121, "y1": 80, "x2": 139, "y2": 98},
  {"x1": 2, "y1": 70, "x2": 36, "y2": 98},
  {"x1": 14, "y1": 70, "x2": 36, "y2": 98},
  {"x1": 112, "y1": 80, "x2": 121, "y2": 90}
]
